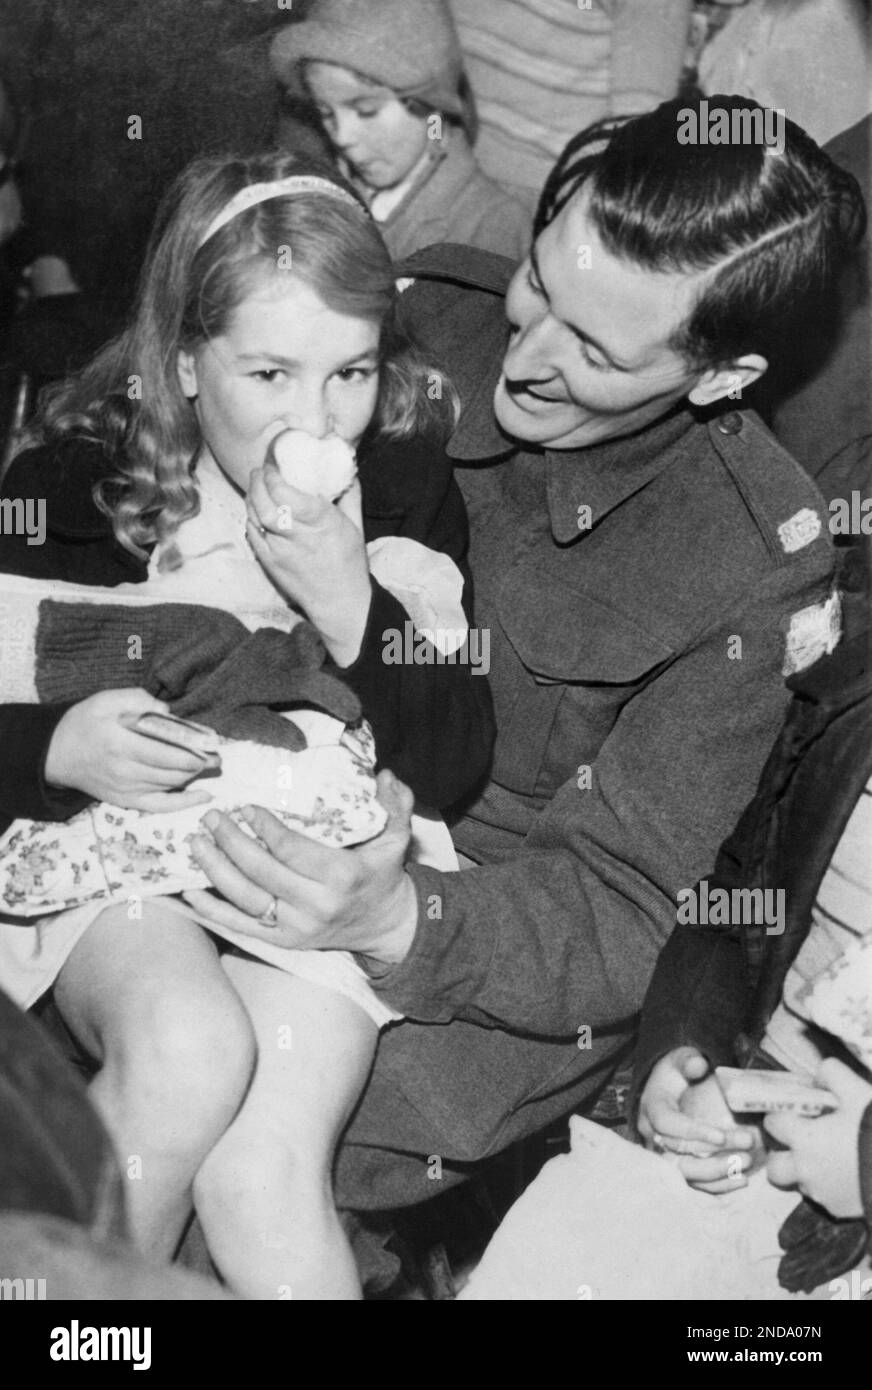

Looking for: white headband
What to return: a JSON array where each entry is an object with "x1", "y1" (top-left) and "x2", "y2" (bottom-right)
[{"x1": 197, "y1": 174, "x2": 366, "y2": 248}]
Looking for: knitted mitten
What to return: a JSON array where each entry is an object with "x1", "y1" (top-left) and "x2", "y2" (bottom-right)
[
  {"x1": 35, "y1": 601, "x2": 242, "y2": 703},
  {"x1": 35, "y1": 601, "x2": 361, "y2": 749},
  {"x1": 160, "y1": 621, "x2": 362, "y2": 742}
]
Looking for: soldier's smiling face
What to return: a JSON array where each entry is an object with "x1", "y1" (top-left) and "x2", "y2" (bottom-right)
[{"x1": 495, "y1": 188, "x2": 763, "y2": 451}]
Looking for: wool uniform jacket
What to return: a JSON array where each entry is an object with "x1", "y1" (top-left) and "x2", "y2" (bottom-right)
[
  {"x1": 365, "y1": 246, "x2": 838, "y2": 1040},
  {"x1": 318, "y1": 247, "x2": 843, "y2": 1218},
  {"x1": 0, "y1": 431, "x2": 496, "y2": 829}
]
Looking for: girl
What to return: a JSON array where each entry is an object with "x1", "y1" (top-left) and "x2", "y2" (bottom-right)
[
  {"x1": 269, "y1": 0, "x2": 529, "y2": 262},
  {"x1": 0, "y1": 150, "x2": 494, "y2": 1298}
]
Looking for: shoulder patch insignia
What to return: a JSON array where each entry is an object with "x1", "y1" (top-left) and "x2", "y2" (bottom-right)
[
  {"x1": 783, "y1": 591, "x2": 841, "y2": 676},
  {"x1": 777, "y1": 508, "x2": 821, "y2": 553}
]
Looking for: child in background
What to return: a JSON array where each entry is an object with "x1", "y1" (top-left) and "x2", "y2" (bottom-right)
[
  {"x1": 269, "y1": 0, "x2": 530, "y2": 263},
  {"x1": 0, "y1": 151, "x2": 494, "y2": 1298}
]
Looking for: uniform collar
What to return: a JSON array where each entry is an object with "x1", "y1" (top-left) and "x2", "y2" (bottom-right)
[
  {"x1": 545, "y1": 405, "x2": 696, "y2": 543},
  {"x1": 448, "y1": 359, "x2": 698, "y2": 538}
]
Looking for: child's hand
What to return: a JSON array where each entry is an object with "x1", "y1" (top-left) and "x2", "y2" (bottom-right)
[
  {"x1": 44, "y1": 688, "x2": 215, "y2": 811},
  {"x1": 765, "y1": 1058, "x2": 872, "y2": 1219},
  {"x1": 638, "y1": 1046, "x2": 756, "y2": 1193},
  {"x1": 246, "y1": 463, "x2": 371, "y2": 667}
]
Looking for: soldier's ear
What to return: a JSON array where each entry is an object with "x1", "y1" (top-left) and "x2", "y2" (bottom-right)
[{"x1": 688, "y1": 354, "x2": 767, "y2": 407}]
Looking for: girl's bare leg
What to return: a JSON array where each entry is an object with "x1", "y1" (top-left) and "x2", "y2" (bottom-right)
[
  {"x1": 54, "y1": 902, "x2": 256, "y2": 1261},
  {"x1": 193, "y1": 956, "x2": 378, "y2": 1300}
]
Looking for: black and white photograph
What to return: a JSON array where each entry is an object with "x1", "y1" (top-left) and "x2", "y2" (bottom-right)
[{"x1": 0, "y1": 0, "x2": 870, "y2": 1344}]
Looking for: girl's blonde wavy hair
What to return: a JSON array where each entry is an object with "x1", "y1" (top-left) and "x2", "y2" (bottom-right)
[{"x1": 22, "y1": 151, "x2": 458, "y2": 558}]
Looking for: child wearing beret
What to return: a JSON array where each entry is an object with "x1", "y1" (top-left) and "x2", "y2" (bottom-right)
[{"x1": 269, "y1": 0, "x2": 530, "y2": 262}]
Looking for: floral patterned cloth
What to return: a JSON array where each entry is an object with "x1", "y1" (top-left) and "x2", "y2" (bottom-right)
[
  {"x1": 0, "y1": 723, "x2": 385, "y2": 918},
  {"x1": 0, "y1": 716, "x2": 406, "y2": 1027},
  {"x1": 765, "y1": 778, "x2": 872, "y2": 1081},
  {"x1": 801, "y1": 934, "x2": 872, "y2": 1076},
  {"x1": 0, "y1": 454, "x2": 447, "y2": 1028}
]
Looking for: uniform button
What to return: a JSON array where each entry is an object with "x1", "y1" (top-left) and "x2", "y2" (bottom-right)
[{"x1": 716, "y1": 412, "x2": 743, "y2": 435}]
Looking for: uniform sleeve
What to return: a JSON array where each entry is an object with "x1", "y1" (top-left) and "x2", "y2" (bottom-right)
[
  {"x1": 368, "y1": 554, "x2": 834, "y2": 1033},
  {"x1": 630, "y1": 712, "x2": 791, "y2": 1096},
  {"x1": 627, "y1": 923, "x2": 750, "y2": 1120},
  {"x1": 336, "y1": 437, "x2": 496, "y2": 810}
]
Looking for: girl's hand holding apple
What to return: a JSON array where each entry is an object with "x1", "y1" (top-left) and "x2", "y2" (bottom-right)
[{"x1": 246, "y1": 453, "x2": 372, "y2": 669}]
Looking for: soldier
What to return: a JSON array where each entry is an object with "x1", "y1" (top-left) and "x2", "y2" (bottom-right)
[{"x1": 188, "y1": 98, "x2": 866, "y2": 1281}]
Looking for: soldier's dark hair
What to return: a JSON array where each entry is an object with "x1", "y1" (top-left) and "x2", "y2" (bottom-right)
[{"x1": 535, "y1": 97, "x2": 866, "y2": 371}]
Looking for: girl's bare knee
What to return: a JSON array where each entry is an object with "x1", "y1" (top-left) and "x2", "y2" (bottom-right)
[
  {"x1": 104, "y1": 991, "x2": 256, "y2": 1138},
  {"x1": 194, "y1": 1125, "x2": 330, "y2": 1214}
]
